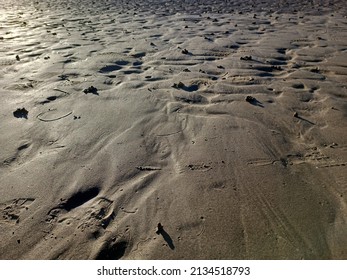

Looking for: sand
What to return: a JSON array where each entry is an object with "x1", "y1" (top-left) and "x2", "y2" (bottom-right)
[{"x1": 0, "y1": 0, "x2": 346, "y2": 260}]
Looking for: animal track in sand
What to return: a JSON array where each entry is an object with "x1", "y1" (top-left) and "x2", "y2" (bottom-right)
[
  {"x1": 247, "y1": 147, "x2": 347, "y2": 169},
  {"x1": 176, "y1": 219, "x2": 206, "y2": 241},
  {"x1": 136, "y1": 166, "x2": 162, "y2": 171},
  {"x1": 0, "y1": 198, "x2": 35, "y2": 224},
  {"x1": 209, "y1": 181, "x2": 226, "y2": 191},
  {"x1": 2, "y1": 142, "x2": 32, "y2": 167},
  {"x1": 131, "y1": 237, "x2": 152, "y2": 256},
  {"x1": 187, "y1": 163, "x2": 212, "y2": 171},
  {"x1": 77, "y1": 197, "x2": 115, "y2": 231},
  {"x1": 240, "y1": 179, "x2": 309, "y2": 254}
]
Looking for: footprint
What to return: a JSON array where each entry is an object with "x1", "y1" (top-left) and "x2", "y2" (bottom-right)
[
  {"x1": 114, "y1": 60, "x2": 129, "y2": 66},
  {"x1": 209, "y1": 181, "x2": 225, "y2": 190},
  {"x1": 39, "y1": 95, "x2": 63, "y2": 105},
  {"x1": 78, "y1": 198, "x2": 115, "y2": 231},
  {"x1": 132, "y1": 61, "x2": 142, "y2": 67},
  {"x1": 174, "y1": 93, "x2": 206, "y2": 104},
  {"x1": 276, "y1": 48, "x2": 287, "y2": 55},
  {"x1": 309, "y1": 86, "x2": 320, "y2": 93},
  {"x1": 172, "y1": 82, "x2": 200, "y2": 92},
  {"x1": 99, "y1": 65, "x2": 122, "y2": 73},
  {"x1": 0, "y1": 198, "x2": 35, "y2": 224},
  {"x1": 130, "y1": 51, "x2": 146, "y2": 59},
  {"x1": 292, "y1": 82, "x2": 305, "y2": 89},
  {"x1": 18, "y1": 143, "x2": 30, "y2": 151},
  {"x1": 47, "y1": 186, "x2": 100, "y2": 224},
  {"x1": 95, "y1": 240, "x2": 128, "y2": 260},
  {"x1": 122, "y1": 70, "x2": 142, "y2": 75},
  {"x1": 2, "y1": 142, "x2": 32, "y2": 167},
  {"x1": 60, "y1": 186, "x2": 100, "y2": 211}
]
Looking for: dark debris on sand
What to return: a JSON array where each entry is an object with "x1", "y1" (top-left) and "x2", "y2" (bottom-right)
[
  {"x1": 245, "y1": 96, "x2": 264, "y2": 107},
  {"x1": 240, "y1": 55, "x2": 252, "y2": 61},
  {"x1": 156, "y1": 223, "x2": 164, "y2": 235},
  {"x1": 13, "y1": 108, "x2": 28, "y2": 119},
  {"x1": 83, "y1": 86, "x2": 98, "y2": 95},
  {"x1": 245, "y1": 96, "x2": 256, "y2": 103}
]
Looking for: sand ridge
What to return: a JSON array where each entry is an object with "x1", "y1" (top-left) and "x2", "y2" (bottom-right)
[{"x1": 0, "y1": 0, "x2": 346, "y2": 259}]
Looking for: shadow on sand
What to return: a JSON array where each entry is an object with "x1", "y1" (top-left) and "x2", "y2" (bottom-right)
[{"x1": 156, "y1": 223, "x2": 175, "y2": 250}]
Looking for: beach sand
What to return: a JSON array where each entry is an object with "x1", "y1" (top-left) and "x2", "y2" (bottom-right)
[{"x1": 0, "y1": 0, "x2": 346, "y2": 259}]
